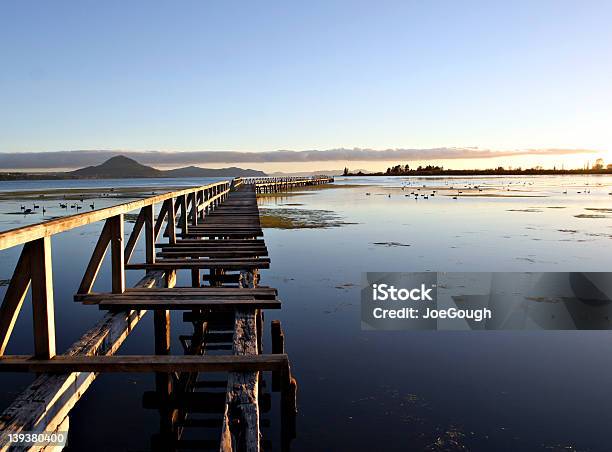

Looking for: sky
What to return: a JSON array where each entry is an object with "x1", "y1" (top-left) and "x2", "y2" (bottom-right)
[{"x1": 1, "y1": 1, "x2": 611, "y2": 172}]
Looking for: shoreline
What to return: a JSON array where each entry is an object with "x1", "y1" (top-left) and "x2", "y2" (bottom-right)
[{"x1": 345, "y1": 169, "x2": 612, "y2": 177}]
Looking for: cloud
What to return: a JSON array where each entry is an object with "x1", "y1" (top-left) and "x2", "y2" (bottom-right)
[{"x1": 0, "y1": 147, "x2": 600, "y2": 169}]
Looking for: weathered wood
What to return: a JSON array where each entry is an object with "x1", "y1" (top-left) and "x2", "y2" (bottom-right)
[
  {"x1": 109, "y1": 214, "x2": 125, "y2": 294},
  {"x1": 0, "y1": 271, "x2": 167, "y2": 451},
  {"x1": 75, "y1": 287, "x2": 277, "y2": 302},
  {"x1": 0, "y1": 245, "x2": 31, "y2": 355},
  {"x1": 167, "y1": 198, "x2": 177, "y2": 244},
  {"x1": 97, "y1": 298, "x2": 280, "y2": 311},
  {"x1": 77, "y1": 287, "x2": 276, "y2": 299},
  {"x1": 0, "y1": 181, "x2": 298, "y2": 452},
  {"x1": 178, "y1": 195, "x2": 188, "y2": 237},
  {"x1": 0, "y1": 354, "x2": 288, "y2": 373},
  {"x1": 78, "y1": 219, "x2": 112, "y2": 294},
  {"x1": 123, "y1": 207, "x2": 146, "y2": 264},
  {"x1": 189, "y1": 192, "x2": 198, "y2": 226},
  {"x1": 157, "y1": 239, "x2": 265, "y2": 246},
  {"x1": 0, "y1": 182, "x2": 230, "y2": 251},
  {"x1": 220, "y1": 309, "x2": 261, "y2": 452},
  {"x1": 220, "y1": 267, "x2": 261, "y2": 452},
  {"x1": 126, "y1": 259, "x2": 270, "y2": 270},
  {"x1": 154, "y1": 199, "x2": 170, "y2": 241},
  {"x1": 29, "y1": 237, "x2": 56, "y2": 359},
  {"x1": 144, "y1": 204, "x2": 155, "y2": 264},
  {"x1": 157, "y1": 250, "x2": 268, "y2": 258}
]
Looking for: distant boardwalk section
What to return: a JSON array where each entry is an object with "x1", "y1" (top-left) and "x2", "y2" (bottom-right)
[{"x1": 240, "y1": 175, "x2": 334, "y2": 193}]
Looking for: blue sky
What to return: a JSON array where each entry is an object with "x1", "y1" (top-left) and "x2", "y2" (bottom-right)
[{"x1": 1, "y1": 1, "x2": 611, "y2": 170}]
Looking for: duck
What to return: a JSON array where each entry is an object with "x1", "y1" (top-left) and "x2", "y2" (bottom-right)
[
  {"x1": 90, "y1": 202, "x2": 95, "y2": 209},
  {"x1": 60, "y1": 203, "x2": 67, "y2": 208}
]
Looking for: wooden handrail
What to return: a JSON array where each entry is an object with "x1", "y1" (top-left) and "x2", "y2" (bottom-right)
[
  {"x1": 0, "y1": 180, "x2": 231, "y2": 251},
  {"x1": 0, "y1": 179, "x2": 235, "y2": 361}
]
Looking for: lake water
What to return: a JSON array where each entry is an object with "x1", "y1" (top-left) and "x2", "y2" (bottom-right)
[{"x1": 1, "y1": 175, "x2": 611, "y2": 451}]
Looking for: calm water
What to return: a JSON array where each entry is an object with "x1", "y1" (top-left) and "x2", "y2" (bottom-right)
[{"x1": 1, "y1": 175, "x2": 611, "y2": 451}]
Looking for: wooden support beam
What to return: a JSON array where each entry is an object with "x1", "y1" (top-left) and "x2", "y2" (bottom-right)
[
  {"x1": 29, "y1": 237, "x2": 56, "y2": 359},
  {"x1": 144, "y1": 204, "x2": 155, "y2": 264},
  {"x1": 124, "y1": 207, "x2": 145, "y2": 264},
  {"x1": 0, "y1": 245, "x2": 31, "y2": 355},
  {"x1": 0, "y1": 354, "x2": 288, "y2": 373},
  {"x1": 154, "y1": 199, "x2": 169, "y2": 242},
  {"x1": 78, "y1": 219, "x2": 112, "y2": 294},
  {"x1": 109, "y1": 214, "x2": 125, "y2": 294},
  {"x1": 154, "y1": 308, "x2": 172, "y2": 406},
  {"x1": 189, "y1": 192, "x2": 198, "y2": 226},
  {"x1": 178, "y1": 195, "x2": 188, "y2": 237}
]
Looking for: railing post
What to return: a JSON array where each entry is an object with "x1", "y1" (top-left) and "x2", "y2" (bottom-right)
[
  {"x1": 179, "y1": 195, "x2": 188, "y2": 237},
  {"x1": 144, "y1": 204, "x2": 155, "y2": 265},
  {"x1": 166, "y1": 198, "x2": 177, "y2": 245},
  {"x1": 29, "y1": 237, "x2": 56, "y2": 359},
  {"x1": 109, "y1": 214, "x2": 125, "y2": 294},
  {"x1": 190, "y1": 192, "x2": 198, "y2": 226},
  {"x1": 198, "y1": 190, "x2": 205, "y2": 221}
]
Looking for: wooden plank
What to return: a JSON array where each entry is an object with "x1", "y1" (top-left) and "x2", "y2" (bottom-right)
[
  {"x1": 29, "y1": 237, "x2": 56, "y2": 359},
  {"x1": 75, "y1": 287, "x2": 277, "y2": 302},
  {"x1": 157, "y1": 250, "x2": 268, "y2": 258},
  {"x1": 97, "y1": 298, "x2": 280, "y2": 310},
  {"x1": 126, "y1": 260, "x2": 270, "y2": 270},
  {"x1": 156, "y1": 241, "x2": 266, "y2": 248},
  {"x1": 0, "y1": 181, "x2": 230, "y2": 251},
  {"x1": 77, "y1": 219, "x2": 112, "y2": 294},
  {"x1": 0, "y1": 245, "x2": 31, "y2": 355},
  {"x1": 220, "y1": 267, "x2": 261, "y2": 452},
  {"x1": 221, "y1": 309, "x2": 261, "y2": 452},
  {"x1": 109, "y1": 214, "x2": 125, "y2": 294},
  {"x1": 0, "y1": 354, "x2": 288, "y2": 373}
]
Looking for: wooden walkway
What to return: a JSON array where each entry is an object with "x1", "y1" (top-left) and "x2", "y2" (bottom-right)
[
  {"x1": 0, "y1": 179, "x2": 304, "y2": 451},
  {"x1": 240, "y1": 176, "x2": 334, "y2": 194}
]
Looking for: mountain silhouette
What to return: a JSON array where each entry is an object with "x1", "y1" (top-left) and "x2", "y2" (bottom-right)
[{"x1": 68, "y1": 156, "x2": 266, "y2": 178}]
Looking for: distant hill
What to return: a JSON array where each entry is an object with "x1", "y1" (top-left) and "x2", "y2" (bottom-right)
[
  {"x1": 65, "y1": 156, "x2": 266, "y2": 179},
  {"x1": 164, "y1": 165, "x2": 265, "y2": 177},
  {"x1": 69, "y1": 155, "x2": 163, "y2": 178}
]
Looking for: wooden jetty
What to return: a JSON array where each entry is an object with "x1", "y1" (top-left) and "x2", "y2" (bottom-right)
[
  {"x1": 239, "y1": 176, "x2": 334, "y2": 194},
  {"x1": 0, "y1": 175, "x2": 325, "y2": 451}
]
